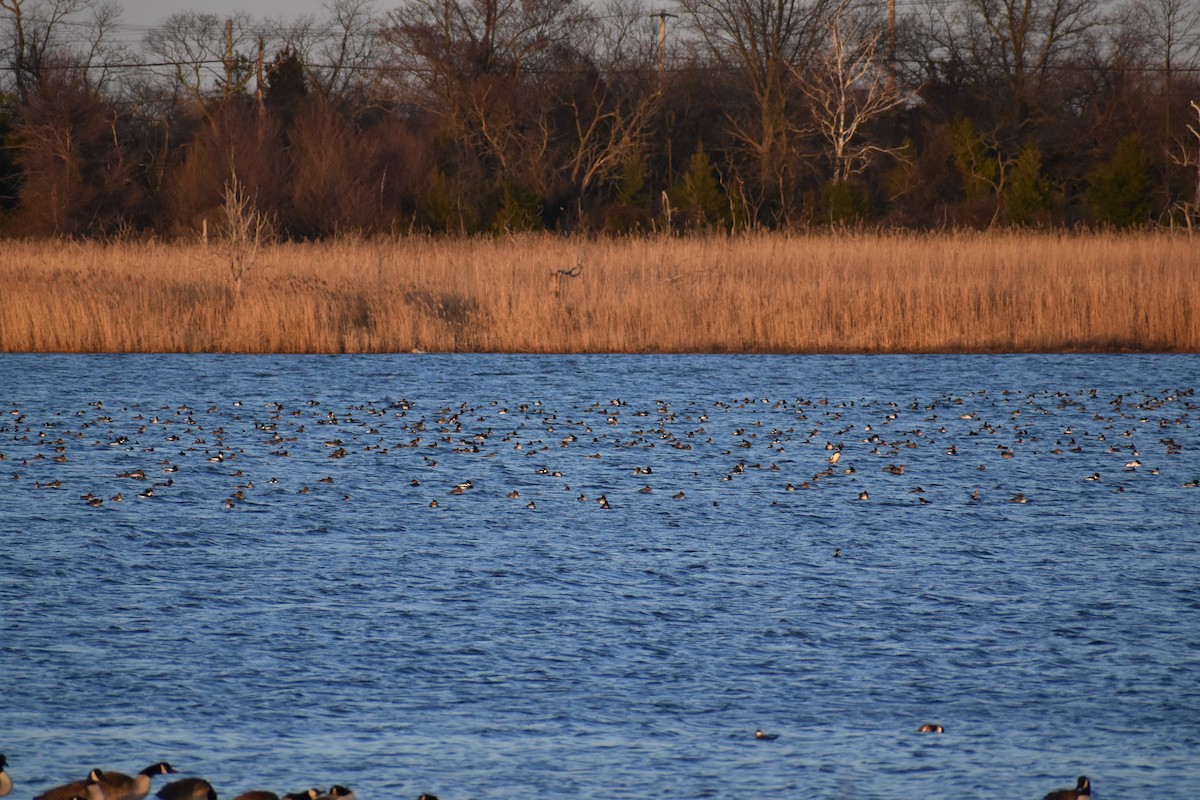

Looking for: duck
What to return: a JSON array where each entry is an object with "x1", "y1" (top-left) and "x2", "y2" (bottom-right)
[
  {"x1": 316, "y1": 788, "x2": 353, "y2": 800},
  {"x1": 754, "y1": 729, "x2": 779, "y2": 740},
  {"x1": 96, "y1": 764, "x2": 177, "y2": 800},
  {"x1": 1043, "y1": 776, "x2": 1089, "y2": 800},
  {"x1": 917, "y1": 723, "x2": 943, "y2": 733},
  {"x1": 36, "y1": 769, "x2": 107, "y2": 800},
  {"x1": 157, "y1": 778, "x2": 216, "y2": 800},
  {"x1": 0, "y1": 754, "x2": 11, "y2": 798}
]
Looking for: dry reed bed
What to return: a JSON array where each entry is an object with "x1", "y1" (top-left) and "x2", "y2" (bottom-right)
[{"x1": 1, "y1": 232, "x2": 1196, "y2": 353}]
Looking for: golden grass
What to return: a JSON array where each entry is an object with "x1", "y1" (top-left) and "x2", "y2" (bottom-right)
[{"x1": 1, "y1": 231, "x2": 1196, "y2": 353}]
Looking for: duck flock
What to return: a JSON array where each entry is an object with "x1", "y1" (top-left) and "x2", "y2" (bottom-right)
[
  {"x1": 0, "y1": 758, "x2": 435, "y2": 800},
  {"x1": 2, "y1": 386, "x2": 1197, "y2": 516}
]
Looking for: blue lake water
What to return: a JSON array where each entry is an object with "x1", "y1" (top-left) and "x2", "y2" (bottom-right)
[{"x1": 1, "y1": 354, "x2": 1198, "y2": 800}]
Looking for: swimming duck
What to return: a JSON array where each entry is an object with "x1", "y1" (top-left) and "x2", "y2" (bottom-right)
[
  {"x1": 157, "y1": 778, "x2": 216, "y2": 800},
  {"x1": 1043, "y1": 776, "x2": 1089, "y2": 800},
  {"x1": 317, "y1": 787, "x2": 353, "y2": 800},
  {"x1": 96, "y1": 764, "x2": 176, "y2": 800},
  {"x1": 917, "y1": 723, "x2": 943, "y2": 733},
  {"x1": 754, "y1": 729, "x2": 779, "y2": 740},
  {"x1": 0, "y1": 754, "x2": 11, "y2": 798},
  {"x1": 36, "y1": 769, "x2": 107, "y2": 800}
]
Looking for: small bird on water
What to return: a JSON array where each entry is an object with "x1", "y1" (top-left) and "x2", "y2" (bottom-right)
[
  {"x1": 754, "y1": 729, "x2": 779, "y2": 740},
  {"x1": 917, "y1": 723, "x2": 944, "y2": 733}
]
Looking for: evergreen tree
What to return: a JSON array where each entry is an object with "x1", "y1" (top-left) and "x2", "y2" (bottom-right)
[
  {"x1": 668, "y1": 143, "x2": 728, "y2": 230},
  {"x1": 952, "y1": 118, "x2": 998, "y2": 201},
  {"x1": 1005, "y1": 144, "x2": 1051, "y2": 226},
  {"x1": 1087, "y1": 135, "x2": 1153, "y2": 228}
]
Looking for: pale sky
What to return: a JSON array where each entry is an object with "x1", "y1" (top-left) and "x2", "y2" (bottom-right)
[{"x1": 117, "y1": 0, "x2": 344, "y2": 29}]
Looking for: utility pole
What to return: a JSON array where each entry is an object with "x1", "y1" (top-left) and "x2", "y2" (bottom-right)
[
  {"x1": 255, "y1": 34, "x2": 265, "y2": 113},
  {"x1": 887, "y1": 0, "x2": 896, "y2": 93},
  {"x1": 651, "y1": 10, "x2": 677, "y2": 81},
  {"x1": 223, "y1": 18, "x2": 234, "y2": 102}
]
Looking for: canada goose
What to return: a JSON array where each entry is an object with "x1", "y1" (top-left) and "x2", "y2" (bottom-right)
[
  {"x1": 98, "y1": 764, "x2": 177, "y2": 800},
  {"x1": 279, "y1": 789, "x2": 319, "y2": 800},
  {"x1": 917, "y1": 723, "x2": 944, "y2": 733},
  {"x1": 231, "y1": 792, "x2": 279, "y2": 800},
  {"x1": 157, "y1": 778, "x2": 216, "y2": 800},
  {"x1": 0, "y1": 754, "x2": 11, "y2": 798},
  {"x1": 37, "y1": 769, "x2": 107, "y2": 800},
  {"x1": 1043, "y1": 776, "x2": 1089, "y2": 800}
]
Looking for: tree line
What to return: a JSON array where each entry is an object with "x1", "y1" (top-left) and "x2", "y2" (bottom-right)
[{"x1": 1, "y1": 0, "x2": 1199, "y2": 238}]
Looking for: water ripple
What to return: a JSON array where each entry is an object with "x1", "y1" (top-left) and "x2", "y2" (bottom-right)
[{"x1": 1, "y1": 354, "x2": 1198, "y2": 799}]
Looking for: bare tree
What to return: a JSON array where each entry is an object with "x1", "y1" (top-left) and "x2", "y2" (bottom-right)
[
  {"x1": 1, "y1": 0, "x2": 125, "y2": 100},
  {"x1": 144, "y1": 12, "x2": 257, "y2": 119},
  {"x1": 917, "y1": 0, "x2": 1102, "y2": 131},
  {"x1": 1121, "y1": 0, "x2": 1200, "y2": 174},
  {"x1": 1170, "y1": 100, "x2": 1200, "y2": 228},
  {"x1": 266, "y1": 0, "x2": 382, "y2": 104},
  {"x1": 220, "y1": 165, "x2": 272, "y2": 295},
  {"x1": 380, "y1": 0, "x2": 591, "y2": 213},
  {"x1": 14, "y1": 60, "x2": 140, "y2": 234},
  {"x1": 312, "y1": 0, "x2": 381, "y2": 101},
  {"x1": 673, "y1": 0, "x2": 833, "y2": 216},
  {"x1": 1130, "y1": 0, "x2": 1200, "y2": 113},
  {"x1": 798, "y1": 0, "x2": 909, "y2": 183}
]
